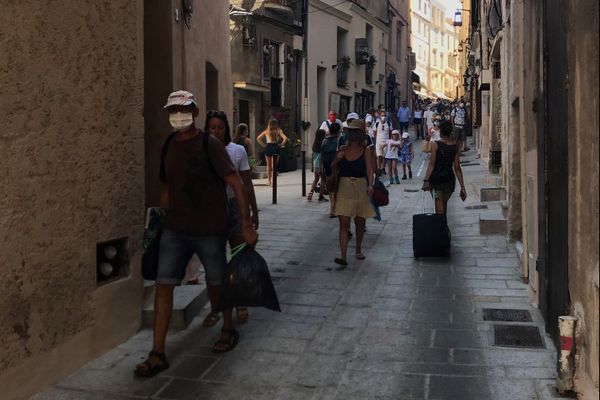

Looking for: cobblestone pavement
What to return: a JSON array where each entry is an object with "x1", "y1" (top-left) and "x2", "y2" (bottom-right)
[{"x1": 35, "y1": 142, "x2": 560, "y2": 400}]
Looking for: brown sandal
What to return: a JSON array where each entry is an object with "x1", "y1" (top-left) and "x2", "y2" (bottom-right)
[
  {"x1": 134, "y1": 350, "x2": 169, "y2": 378},
  {"x1": 202, "y1": 311, "x2": 221, "y2": 327},
  {"x1": 355, "y1": 252, "x2": 366, "y2": 260},
  {"x1": 212, "y1": 329, "x2": 240, "y2": 353}
]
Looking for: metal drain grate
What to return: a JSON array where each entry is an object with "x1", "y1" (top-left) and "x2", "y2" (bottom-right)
[
  {"x1": 404, "y1": 189, "x2": 420, "y2": 193},
  {"x1": 483, "y1": 308, "x2": 532, "y2": 322},
  {"x1": 461, "y1": 163, "x2": 480, "y2": 167},
  {"x1": 465, "y1": 205, "x2": 488, "y2": 210},
  {"x1": 493, "y1": 325, "x2": 544, "y2": 348}
]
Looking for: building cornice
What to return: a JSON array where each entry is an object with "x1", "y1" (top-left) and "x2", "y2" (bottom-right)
[{"x1": 309, "y1": 0, "x2": 352, "y2": 23}]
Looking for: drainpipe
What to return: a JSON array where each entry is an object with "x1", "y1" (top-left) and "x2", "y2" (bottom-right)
[
  {"x1": 517, "y1": 0, "x2": 529, "y2": 282},
  {"x1": 556, "y1": 316, "x2": 578, "y2": 394}
]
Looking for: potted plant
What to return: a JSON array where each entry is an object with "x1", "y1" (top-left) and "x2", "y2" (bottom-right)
[
  {"x1": 278, "y1": 135, "x2": 301, "y2": 172},
  {"x1": 338, "y1": 55, "x2": 353, "y2": 68}
]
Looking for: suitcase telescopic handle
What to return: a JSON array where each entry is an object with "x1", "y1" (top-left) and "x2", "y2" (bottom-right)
[{"x1": 421, "y1": 189, "x2": 436, "y2": 214}]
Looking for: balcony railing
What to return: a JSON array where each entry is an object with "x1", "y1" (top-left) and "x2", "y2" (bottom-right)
[
  {"x1": 337, "y1": 66, "x2": 349, "y2": 88},
  {"x1": 263, "y1": 0, "x2": 294, "y2": 15}
]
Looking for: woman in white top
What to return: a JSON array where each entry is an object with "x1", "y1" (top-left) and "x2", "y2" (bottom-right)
[
  {"x1": 413, "y1": 105, "x2": 424, "y2": 140},
  {"x1": 205, "y1": 111, "x2": 259, "y2": 325}
]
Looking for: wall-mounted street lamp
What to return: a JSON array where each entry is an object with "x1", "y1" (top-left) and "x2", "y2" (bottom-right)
[{"x1": 453, "y1": 9, "x2": 471, "y2": 27}]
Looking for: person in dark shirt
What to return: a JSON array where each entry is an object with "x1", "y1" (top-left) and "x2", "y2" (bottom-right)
[
  {"x1": 422, "y1": 120, "x2": 467, "y2": 214},
  {"x1": 135, "y1": 91, "x2": 258, "y2": 378}
]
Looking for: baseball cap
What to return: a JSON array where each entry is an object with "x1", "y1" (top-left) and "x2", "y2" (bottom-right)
[
  {"x1": 164, "y1": 90, "x2": 198, "y2": 108},
  {"x1": 346, "y1": 112, "x2": 360, "y2": 121},
  {"x1": 346, "y1": 119, "x2": 365, "y2": 130},
  {"x1": 402, "y1": 132, "x2": 410, "y2": 139},
  {"x1": 391, "y1": 130, "x2": 400, "y2": 136}
]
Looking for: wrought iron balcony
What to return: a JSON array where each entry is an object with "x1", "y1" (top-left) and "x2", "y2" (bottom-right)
[{"x1": 262, "y1": 0, "x2": 294, "y2": 15}]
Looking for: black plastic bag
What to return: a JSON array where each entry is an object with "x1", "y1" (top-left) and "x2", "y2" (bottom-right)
[{"x1": 215, "y1": 246, "x2": 281, "y2": 312}]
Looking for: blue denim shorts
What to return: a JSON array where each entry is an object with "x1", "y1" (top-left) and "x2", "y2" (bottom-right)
[{"x1": 157, "y1": 228, "x2": 227, "y2": 286}]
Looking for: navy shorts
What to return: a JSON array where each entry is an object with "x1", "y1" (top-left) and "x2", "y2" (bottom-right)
[{"x1": 156, "y1": 229, "x2": 227, "y2": 286}]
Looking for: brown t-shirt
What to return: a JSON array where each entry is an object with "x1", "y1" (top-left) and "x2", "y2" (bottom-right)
[{"x1": 160, "y1": 131, "x2": 235, "y2": 236}]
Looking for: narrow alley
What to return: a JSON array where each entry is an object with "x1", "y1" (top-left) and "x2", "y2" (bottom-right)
[{"x1": 34, "y1": 144, "x2": 559, "y2": 400}]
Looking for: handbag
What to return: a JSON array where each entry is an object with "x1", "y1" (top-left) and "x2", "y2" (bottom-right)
[
  {"x1": 372, "y1": 178, "x2": 389, "y2": 207},
  {"x1": 421, "y1": 140, "x2": 431, "y2": 153}
]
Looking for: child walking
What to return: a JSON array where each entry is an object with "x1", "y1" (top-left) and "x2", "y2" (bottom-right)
[
  {"x1": 385, "y1": 130, "x2": 401, "y2": 185},
  {"x1": 399, "y1": 132, "x2": 414, "y2": 179}
]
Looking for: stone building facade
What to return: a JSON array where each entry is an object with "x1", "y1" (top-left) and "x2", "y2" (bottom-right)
[
  {"x1": 303, "y1": 0, "x2": 389, "y2": 150},
  {"x1": 0, "y1": 1, "x2": 145, "y2": 399},
  {"x1": 467, "y1": 1, "x2": 599, "y2": 398},
  {"x1": 387, "y1": 0, "x2": 414, "y2": 112},
  {"x1": 229, "y1": 0, "x2": 304, "y2": 167},
  {"x1": 410, "y1": 0, "x2": 460, "y2": 100}
]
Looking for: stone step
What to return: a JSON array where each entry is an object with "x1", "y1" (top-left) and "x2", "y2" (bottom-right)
[
  {"x1": 480, "y1": 186, "x2": 506, "y2": 202},
  {"x1": 143, "y1": 283, "x2": 208, "y2": 330},
  {"x1": 479, "y1": 209, "x2": 508, "y2": 235}
]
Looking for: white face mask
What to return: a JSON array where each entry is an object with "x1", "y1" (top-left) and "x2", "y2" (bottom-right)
[
  {"x1": 169, "y1": 112, "x2": 194, "y2": 131},
  {"x1": 380, "y1": 116, "x2": 386, "y2": 122}
]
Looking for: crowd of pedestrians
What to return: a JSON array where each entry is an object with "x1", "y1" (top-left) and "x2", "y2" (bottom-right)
[{"x1": 136, "y1": 89, "x2": 469, "y2": 378}]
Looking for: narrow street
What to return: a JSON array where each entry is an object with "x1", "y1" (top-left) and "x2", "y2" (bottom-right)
[{"x1": 35, "y1": 143, "x2": 559, "y2": 400}]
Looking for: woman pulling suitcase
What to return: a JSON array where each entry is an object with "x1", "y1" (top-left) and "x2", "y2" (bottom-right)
[{"x1": 421, "y1": 120, "x2": 467, "y2": 214}]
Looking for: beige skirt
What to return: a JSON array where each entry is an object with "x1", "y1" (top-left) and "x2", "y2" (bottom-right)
[{"x1": 335, "y1": 177, "x2": 376, "y2": 218}]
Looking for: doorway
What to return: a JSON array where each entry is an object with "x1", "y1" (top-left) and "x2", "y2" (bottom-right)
[
  {"x1": 239, "y1": 99, "x2": 250, "y2": 125},
  {"x1": 539, "y1": 0, "x2": 570, "y2": 346},
  {"x1": 206, "y1": 62, "x2": 219, "y2": 112}
]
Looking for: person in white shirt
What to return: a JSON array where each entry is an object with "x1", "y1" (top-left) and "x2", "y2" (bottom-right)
[
  {"x1": 424, "y1": 105, "x2": 435, "y2": 134},
  {"x1": 374, "y1": 110, "x2": 392, "y2": 174},
  {"x1": 319, "y1": 110, "x2": 343, "y2": 135},
  {"x1": 365, "y1": 108, "x2": 377, "y2": 139},
  {"x1": 206, "y1": 112, "x2": 258, "y2": 326},
  {"x1": 385, "y1": 130, "x2": 401, "y2": 185}
]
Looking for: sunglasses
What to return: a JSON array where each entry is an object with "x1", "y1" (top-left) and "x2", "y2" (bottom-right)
[{"x1": 207, "y1": 110, "x2": 227, "y2": 118}]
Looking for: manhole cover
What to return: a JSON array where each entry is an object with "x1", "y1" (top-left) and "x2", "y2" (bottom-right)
[
  {"x1": 466, "y1": 205, "x2": 488, "y2": 210},
  {"x1": 404, "y1": 189, "x2": 420, "y2": 193},
  {"x1": 286, "y1": 260, "x2": 299, "y2": 265},
  {"x1": 493, "y1": 325, "x2": 544, "y2": 348},
  {"x1": 483, "y1": 308, "x2": 532, "y2": 322}
]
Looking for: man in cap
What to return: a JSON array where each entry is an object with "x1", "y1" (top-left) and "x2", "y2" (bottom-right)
[{"x1": 135, "y1": 90, "x2": 258, "y2": 378}]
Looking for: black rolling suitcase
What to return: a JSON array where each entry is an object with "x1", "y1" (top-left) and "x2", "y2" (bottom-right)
[{"x1": 413, "y1": 191, "x2": 451, "y2": 258}]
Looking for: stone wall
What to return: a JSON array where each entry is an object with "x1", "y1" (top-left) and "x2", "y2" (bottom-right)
[
  {"x1": 0, "y1": 1, "x2": 145, "y2": 398},
  {"x1": 566, "y1": 1, "x2": 599, "y2": 398},
  {"x1": 144, "y1": 0, "x2": 233, "y2": 206}
]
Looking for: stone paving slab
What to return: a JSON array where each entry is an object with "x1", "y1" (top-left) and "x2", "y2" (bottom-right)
[{"x1": 34, "y1": 145, "x2": 559, "y2": 400}]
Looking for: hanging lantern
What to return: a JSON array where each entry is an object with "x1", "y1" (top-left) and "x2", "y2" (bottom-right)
[{"x1": 453, "y1": 10, "x2": 463, "y2": 27}]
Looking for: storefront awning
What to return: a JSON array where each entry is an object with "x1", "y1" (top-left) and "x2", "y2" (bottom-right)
[
  {"x1": 433, "y1": 91, "x2": 452, "y2": 100},
  {"x1": 411, "y1": 71, "x2": 420, "y2": 83},
  {"x1": 234, "y1": 82, "x2": 270, "y2": 92},
  {"x1": 413, "y1": 89, "x2": 435, "y2": 99}
]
